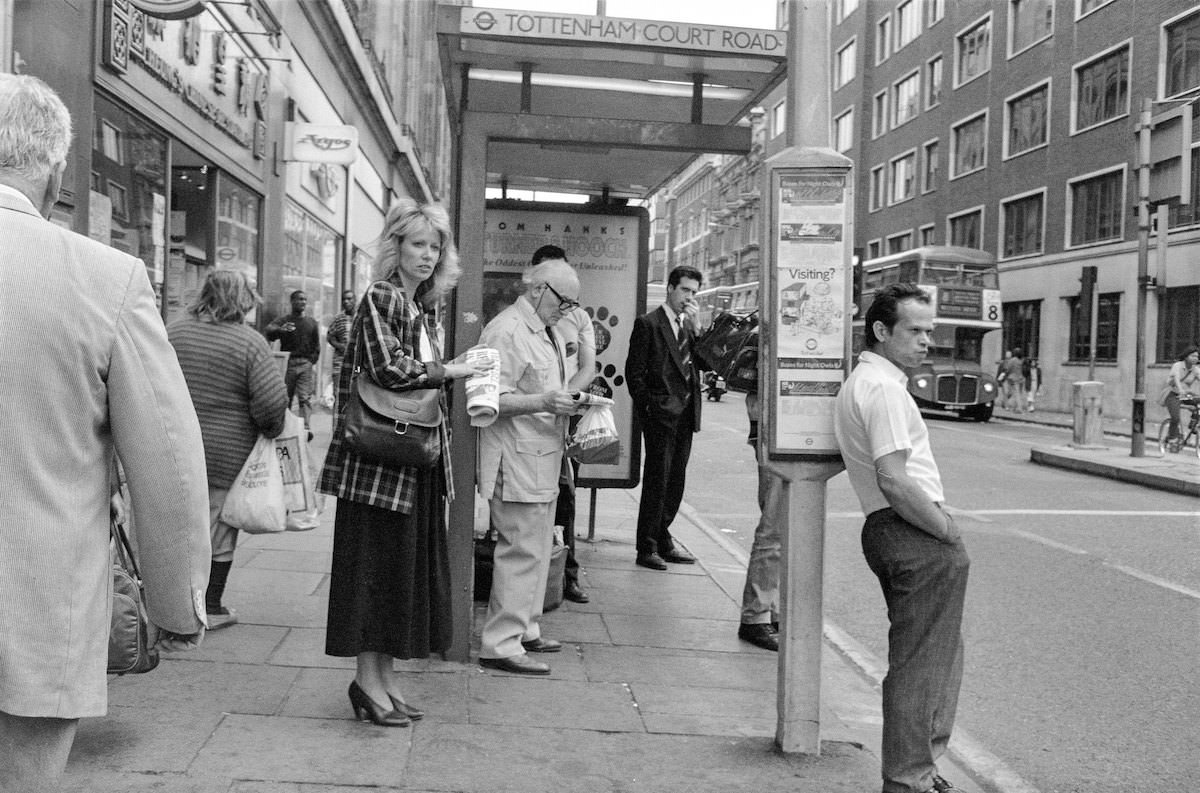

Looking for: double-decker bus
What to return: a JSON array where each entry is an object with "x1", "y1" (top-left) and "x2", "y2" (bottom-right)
[
  {"x1": 694, "y1": 281, "x2": 759, "y2": 330},
  {"x1": 854, "y1": 246, "x2": 1001, "y2": 421}
]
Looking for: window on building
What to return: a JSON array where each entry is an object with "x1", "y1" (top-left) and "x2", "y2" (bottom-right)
[
  {"x1": 1068, "y1": 292, "x2": 1120, "y2": 361},
  {"x1": 926, "y1": 55, "x2": 944, "y2": 107},
  {"x1": 1001, "y1": 191, "x2": 1044, "y2": 257},
  {"x1": 928, "y1": 0, "x2": 945, "y2": 26},
  {"x1": 867, "y1": 239, "x2": 882, "y2": 258},
  {"x1": 956, "y1": 14, "x2": 992, "y2": 85},
  {"x1": 1003, "y1": 300, "x2": 1042, "y2": 358},
  {"x1": 1010, "y1": 0, "x2": 1053, "y2": 55},
  {"x1": 1157, "y1": 285, "x2": 1200, "y2": 362},
  {"x1": 1079, "y1": 0, "x2": 1115, "y2": 17},
  {"x1": 922, "y1": 139, "x2": 940, "y2": 192},
  {"x1": 1074, "y1": 44, "x2": 1129, "y2": 131},
  {"x1": 870, "y1": 165, "x2": 885, "y2": 211},
  {"x1": 893, "y1": 72, "x2": 920, "y2": 127},
  {"x1": 887, "y1": 231, "x2": 914, "y2": 254},
  {"x1": 1006, "y1": 82, "x2": 1049, "y2": 157},
  {"x1": 920, "y1": 224, "x2": 937, "y2": 245},
  {"x1": 836, "y1": 39, "x2": 857, "y2": 87},
  {"x1": 1168, "y1": 146, "x2": 1200, "y2": 227},
  {"x1": 877, "y1": 15, "x2": 892, "y2": 63},
  {"x1": 1069, "y1": 168, "x2": 1124, "y2": 246},
  {"x1": 1165, "y1": 10, "x2": 1200, "y2": 97},
  {"x1": 951, "y1": 112, "x2": 987, "y2": 177},
  {"x1": 896, "y1": 0, "x2": 921, "y2": 48},
  {"x1": 890, "y1": 152, "x2": 917, "y2": 203},
  {"x1": 949, "y1": 209, "x2": 983, "y2": 248},
  {"x1": 834, "y1": 108, "x2": 854, "y2": 152},
  {"x1": 837, "y1": 0, "x2": 860, "y2": 23},
  {"x1": 772, "y1": 100, "x2": 787, "y2": 138},
  {"x1": 873, "y1": 90, "x2": 889, "y2": 137}
]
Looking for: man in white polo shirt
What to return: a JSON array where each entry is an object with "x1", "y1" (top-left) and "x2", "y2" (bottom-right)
[{"x1": 833, "y1": 283, "x2": 970, "y2": 793}]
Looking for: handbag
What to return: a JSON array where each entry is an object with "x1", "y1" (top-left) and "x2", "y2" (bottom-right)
[
  {"x1": 108, "y1": 519, "x2": 159, "y2": 676},
  {"x1": 342, "y1": 374, "x2": 442, "y2": 469},
  {"x1": 724, "y1": 329, "x2": 760, "y2": 394}
]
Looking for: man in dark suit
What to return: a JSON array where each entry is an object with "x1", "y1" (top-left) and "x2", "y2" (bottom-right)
[{"x1": 625, "y1": 266, "x2": 704, "y2": 570}]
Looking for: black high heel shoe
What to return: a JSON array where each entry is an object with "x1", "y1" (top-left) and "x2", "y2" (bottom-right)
[
  {"x1": 388, "y1": 694, "x2": 424, "y2": 721},
  {"x1": 348, "y1": 681, "x2": 409, "y2": 727}
]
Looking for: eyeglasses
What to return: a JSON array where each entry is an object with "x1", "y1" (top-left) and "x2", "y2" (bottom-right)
[{"x1": 542, "y1": 283, "x2": 581, "y2": 312}]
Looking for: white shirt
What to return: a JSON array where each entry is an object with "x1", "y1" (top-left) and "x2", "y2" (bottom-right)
[
  {"x1": 833, "y1": 350, "x2": 944, "y2": 516},
  {"x1": 661, "y1": 304, "x2": 684, "y2": 340}
]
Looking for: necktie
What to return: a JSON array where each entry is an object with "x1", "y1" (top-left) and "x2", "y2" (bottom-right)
[
  {"x1": 546, "y1": 326, "x2": 565, "y2": 383},
  {"x1": 677, "y1": 318, "x2": 693, "y2": 379}
]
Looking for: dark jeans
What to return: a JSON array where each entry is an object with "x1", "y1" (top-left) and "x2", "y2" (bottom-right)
[
  {"x1": 635, "y1": 405, "x2": 694, "y2": 557},
  {"x1": 285, "y1": 361, "x2": 314, "y2": 427},
  {"x1": 862, "y1": 508, "x2": 970, "y2": 793},
  {"x1": 553, "y1": 457, "x2": 580, "y2": 588}
]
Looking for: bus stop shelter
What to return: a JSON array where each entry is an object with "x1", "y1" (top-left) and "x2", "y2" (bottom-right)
[{"x1": 433, "y1": 3, "x2": 787, "y2": 662}]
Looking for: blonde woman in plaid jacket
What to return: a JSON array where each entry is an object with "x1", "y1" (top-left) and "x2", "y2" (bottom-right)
[{"x1": 319, "y1": 199, "x2": 487, "y2": 727}]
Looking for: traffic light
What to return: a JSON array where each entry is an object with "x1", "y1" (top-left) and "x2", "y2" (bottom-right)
[{"x1": 1079, "y1": 265, "x2": 1097, "y2": 330}]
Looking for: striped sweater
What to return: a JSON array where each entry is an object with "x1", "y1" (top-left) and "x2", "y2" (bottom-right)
[{"x1": 167, "y1": 317, "x2": 289, "y2": 488}]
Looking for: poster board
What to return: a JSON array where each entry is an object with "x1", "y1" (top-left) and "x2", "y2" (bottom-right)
[
  {"x1": 764, "y1": 169, "x2": 852, "y2": 460},
  {"x1": 483, "y1": 200, "x2": 648, "y2": 488}
]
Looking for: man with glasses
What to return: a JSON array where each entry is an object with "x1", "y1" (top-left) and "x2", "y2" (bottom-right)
[
  {"x1": 477, "y1": 259, "x2": 583, "y2": 675},
  {"x1": 625, "y1": 265, "x2": 704, "y2": 570}
]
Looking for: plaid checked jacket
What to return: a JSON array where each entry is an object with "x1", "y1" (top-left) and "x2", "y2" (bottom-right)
[{"x1": 317, "y1": 277, "x2": 452, "y2": 514}]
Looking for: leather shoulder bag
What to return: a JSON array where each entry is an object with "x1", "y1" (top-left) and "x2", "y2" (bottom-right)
[
  {"x1": 108, "y1": 519, "x2": 160, "y2": 675},
  {"x1": 342, "y1": 375, "x2": 442, "y2": 469}
]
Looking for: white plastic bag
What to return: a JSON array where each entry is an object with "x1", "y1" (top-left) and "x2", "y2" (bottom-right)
[
  {"x1": 566, "y1": 402, "x2": 620, "y2": 464},
  {"x1": 221, "y1": 435, "x2": 286, "y2": 534},
  {"x1": 276, "y1": 411, "x2": 321, "y2": 531}
]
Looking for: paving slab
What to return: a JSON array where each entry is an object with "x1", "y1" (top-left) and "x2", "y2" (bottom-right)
[
  {"x1": 580, "y1": 644, "x2": 777, "y2": 690},
  {"x1": 282, "y1": 667, "x2": 472, "y2": 723},
  {"x1": 468, "y1": 675, "x2": 643, "y2": 731},
  {"x1": 241, "y1": 548, "x2": 335, "y2": 574},
  {"x1": 108, "y1": 658, "x2": 301, "y2": 717},
  {"x1": 69, "y1": 705, "x2": 224, "y2": 774}
]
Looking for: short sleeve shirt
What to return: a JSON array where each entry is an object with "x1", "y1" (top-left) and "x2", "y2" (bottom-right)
[
  {"x1": 833, "y1": 350, "x2": 944, "y2": 516},
  {"x1": 556, "y1": 306, "x2": 596, "y2": 382}
]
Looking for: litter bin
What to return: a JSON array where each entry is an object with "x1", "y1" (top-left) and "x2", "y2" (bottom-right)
[{"x1": 1071, "y1": 381, "x2": 1105, "y2": 448}]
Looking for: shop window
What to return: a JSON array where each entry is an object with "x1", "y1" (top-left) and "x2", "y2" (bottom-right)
[
  {"x1": 217, "y1": 175, "x2": 262, "y2": 290},
  {"x1": 1001, "y1": 191, "x2": 1044, "y2": 258},
  {"x1": 1156, "y1": 285, "x2": 1200, "y2": 363},
  {"x1": 1068, "y1": 292, "x2": 1120, "y2": 361},
  {"x1": 1003, "y1": 300, "x2": 1042, "y2": 358},
  {"x1": 1165, "y1": 10, "x2": 1200, "y2": 98},
  {"x1": 1068, "y1": 167, "x2": 1124, "y2": 246},
  {"x1": 1073, "y1": 44, "x2": 1129, "y2": 132}
]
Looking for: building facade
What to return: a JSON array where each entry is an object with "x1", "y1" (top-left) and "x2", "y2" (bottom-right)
[
  {"x1": 7, "y1": 0, "x2": 455, "y2": 403},
  {"x1": 835, "y1": 0, "x2": 1200, "y2": 419}
]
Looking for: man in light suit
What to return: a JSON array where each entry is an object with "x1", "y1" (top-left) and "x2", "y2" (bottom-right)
[
  {"x1": 477, "y1": 259, "x2": 582, "y2": 675},
  {"x1": 625, "y1": 265, "x2": 704, "y2": 570},
  {"x1": 0, "y1": 74, "x2": 211, "y2": 792}
]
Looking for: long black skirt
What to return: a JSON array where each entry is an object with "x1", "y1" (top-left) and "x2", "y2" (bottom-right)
[{"x1": 324, "y1": 472, "x2": 452, "y2": 659}]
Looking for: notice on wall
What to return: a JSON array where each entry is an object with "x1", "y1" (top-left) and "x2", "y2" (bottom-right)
[
  {"x1": 483, "y1": 201, "x2": 647, "y2": 488},
  {"x1": 768, "y1": 171, "x2": 850, "y2": 457}
]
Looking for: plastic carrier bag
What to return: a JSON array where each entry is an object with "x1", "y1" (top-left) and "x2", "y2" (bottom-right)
[
  {"x1": 566, "y1": 396, "x2": 620, "y2": 465},
  {"x1": 220, "y1": 434, "x2": 286, "y2": 534}
]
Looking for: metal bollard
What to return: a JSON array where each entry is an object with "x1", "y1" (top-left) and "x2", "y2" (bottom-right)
[{"x1": 1071, "y1": 381, "x2": 1105, "y2": 448}]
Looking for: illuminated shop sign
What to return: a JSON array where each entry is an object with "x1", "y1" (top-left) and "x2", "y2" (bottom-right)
[{"x1": 460, "y1": 7, "x2": 786, "y2": 57}]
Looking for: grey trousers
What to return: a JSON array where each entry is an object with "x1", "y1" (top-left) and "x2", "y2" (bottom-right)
[
  {"x1": 862, "y1": 508, "x2": 970, "y2": 793},
  {"x1": 0, "y1": 709, "x2": 78, "y2": 793},
  {"x1": 480, "y1": 493, "x2": 555, "y2": 660},
  {"x1": 740, "y1": 454, "x2": 782, "y2": 625}
]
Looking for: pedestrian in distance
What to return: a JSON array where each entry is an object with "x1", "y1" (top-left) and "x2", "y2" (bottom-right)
[
  {"x1": 1163, "y1": 346, "x2": 1200, "y2": 445},
  {"x1": 327, "y1": 288, "x2": 357, "y2": 412},
  {"x1": 319, "y1": 199, "x2": 488, "y2": 726},
  {"x1": 1023, "y1": 355, "x2": 1041, "y2": 413},
  {"x1": 167, "y1": 269, "x2": 290, "y2": 631},
  {"x1": 625, "y1": 265, "x2": 704, "y2": 571},
  {"x1": 738, "y1": 389, "x2": 783, "y2": 652},
  {"x1": 532, "y1": 244, "x2": 596, "y2": 605},
  {"x1": 998, "y1": 347, "x2": 1025, "y2": 412},
  {"x1": 0, "y1": 73, "x2": 211, "y2": 792},
  {"x1": 266, "y1": 289, "x2": 320, "y2": 437},
  {"x1": 477, "y1": 259, "x2": 584, "y2": 675},
  {"x1": 833, "y1": 283, "x2": 971, "y2": 793}
]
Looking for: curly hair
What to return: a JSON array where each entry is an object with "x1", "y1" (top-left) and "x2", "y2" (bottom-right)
[
  {"x1": 188, "y1": 269, "x2": 262, "y2": 323},
  {"x1": 372, "y1": 198, "x2": 461, "y2": 304}
]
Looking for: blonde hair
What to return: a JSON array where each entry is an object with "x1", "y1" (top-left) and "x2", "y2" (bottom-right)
[
  {"x1": 188, "y1": 269, "x2": 262, "y2": 323},
  {"x1": 372, "y1": 198, "x2": 461, "y2": 304},
  {"x1": 0, "y1": 74, "x2": 73, "y2": 184}
]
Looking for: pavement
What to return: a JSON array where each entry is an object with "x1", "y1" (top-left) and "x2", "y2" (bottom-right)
[
  {"x1": 991, "y1": 406, "x2": 1200, "y2": 497},
  {"x1": 61, "y1": 406, "x2": 1193, "y2": 793}
]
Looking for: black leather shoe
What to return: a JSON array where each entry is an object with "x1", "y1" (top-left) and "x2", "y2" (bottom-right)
[
  {"x1": 479, "y1": 654, "x2": 551, "y2": 675},
  {"x1": 930, "y1": 775, "x2": 962, "y2": 792},
  {"x1": 738, "y1": 623, "x2": 779, "y2": 652},
  {"x1": 661, "y1": 548, "x2": 696, "y2": 564},
  {"x1": 521, "y1": 637, "x2": 562, "y2": 653},
  {"x1": 636, "y1": 553, "x2": 668, "y2": 570},
  {"x1": 563, "y1": 581, "x2": 590, "y2": 603}
]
